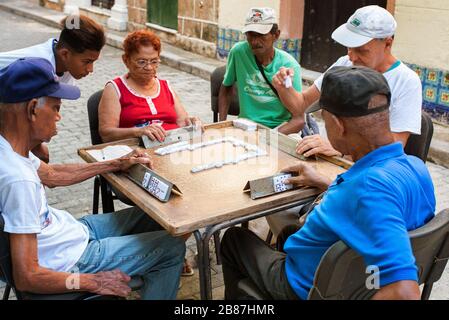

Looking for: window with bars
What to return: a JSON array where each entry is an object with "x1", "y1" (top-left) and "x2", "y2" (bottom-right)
[{"x1": 91, "y1": 0, "x2": 115, "y2": 10}]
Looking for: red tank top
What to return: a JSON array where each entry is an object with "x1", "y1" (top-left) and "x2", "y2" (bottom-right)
[{"x1": 110, "y1": 76, "x2": 180, "y2": 131}]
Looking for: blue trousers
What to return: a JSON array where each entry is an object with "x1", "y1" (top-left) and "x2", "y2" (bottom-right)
[{"x1": 75, "y1": 207, "x2": 185, "y2": 300}]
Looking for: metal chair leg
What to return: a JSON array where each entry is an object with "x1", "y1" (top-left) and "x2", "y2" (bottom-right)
[
  {"x1": 100, "y1": 177, "x2": 115, "y2": 213},
  {"x1": 213, "y1": 111, "x2": 218, "y2": 123},
  {"x1": 265, "y1": 230, "x2": 273, "y2": 245},
  {"x1": 213, "y1": 231, "x2": 221, "y2": 265},
  {"x1": 3, "y1": 284, "x2": 11, "y2": 300},
  {"x1": 93, "y1": 176, "x2": 100, "y2": 214},
  {"x1": 421, "y1": 283, "x2": 433, "y2": 300}
]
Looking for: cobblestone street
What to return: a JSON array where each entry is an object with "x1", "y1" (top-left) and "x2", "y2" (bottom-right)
[{"x1": 1, "y1": 10, "x2": 448, "y2": 300}]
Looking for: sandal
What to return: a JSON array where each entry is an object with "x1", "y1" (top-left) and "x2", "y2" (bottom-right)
[{"x1": 181, "y1": 259, "x2": 194, "y2": 277}]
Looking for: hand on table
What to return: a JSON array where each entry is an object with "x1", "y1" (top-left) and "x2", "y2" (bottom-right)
[
  {"x1": 119, "y1": 148, "x2": 153, "y2": 171},
  {"x1": 140, "y1": 123, "x2": 167, "y2": 142},
  {"x1": 296, "y1": 135, "x2": 342, "y2": 158},
  {"x1": 179, "y1": 116, "x2": 204, "y2": 132},
  {"x1": 281, "y1": 163, "x2": 331, "y2": 191}
]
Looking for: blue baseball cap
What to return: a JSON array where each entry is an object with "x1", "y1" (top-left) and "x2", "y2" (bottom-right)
[{"x1": 0, "y1": 57, "x2": 80, "y2": 104}]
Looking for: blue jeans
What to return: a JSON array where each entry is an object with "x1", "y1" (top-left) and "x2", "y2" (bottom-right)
[{"x1": 75, "y1": 207, "x2": 185, "y2": 300}]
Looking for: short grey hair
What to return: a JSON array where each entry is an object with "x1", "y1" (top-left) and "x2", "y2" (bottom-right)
[
  {"x1": 0, "y1": 102, "x2": 25, "y2": 129},
  {"x1": 0, "y1": 97, "x2": 46, "y2": 129},
  {"x1": 36, "y1": 97, "x2": 47, "y2": 108}
]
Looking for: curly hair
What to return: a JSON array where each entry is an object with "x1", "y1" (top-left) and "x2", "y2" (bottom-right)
[{"x1": 123, "y1": 30, "x2": 161, "y2": 57}]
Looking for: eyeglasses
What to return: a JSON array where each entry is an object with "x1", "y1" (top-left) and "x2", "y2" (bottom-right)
[{"x1": 134, "y1": 59, "x2": 161, "y2": 68}]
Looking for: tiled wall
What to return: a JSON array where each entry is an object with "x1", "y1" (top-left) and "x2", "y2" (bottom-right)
[
  {"x1": 408, "y1": 64, "x2": 449, "y2": 123},
  {"x1": 217, "y1": 28, "x2": 301, "y2": 63}
]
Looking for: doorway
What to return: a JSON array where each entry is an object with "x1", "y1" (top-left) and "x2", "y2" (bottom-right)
[{"x1": 300, "y1": 0, "x2": 388, "y2": 72}]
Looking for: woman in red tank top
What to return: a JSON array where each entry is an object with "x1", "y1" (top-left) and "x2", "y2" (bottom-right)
[
  {"x1": 98, "y1": 30, "x2": 201, "y2": 143},
  {"x1": 98, "y1": 30, "x2": 198, "y2": 277}
]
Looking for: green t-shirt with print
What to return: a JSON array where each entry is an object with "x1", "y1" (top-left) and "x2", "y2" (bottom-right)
[{"x1": 222, "y1": 41, "x2": 302, "y2": 129}]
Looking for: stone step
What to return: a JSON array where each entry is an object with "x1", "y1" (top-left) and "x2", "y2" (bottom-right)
[{"x1": 429, "y1": 139, "x2": 449, "y2": 168}]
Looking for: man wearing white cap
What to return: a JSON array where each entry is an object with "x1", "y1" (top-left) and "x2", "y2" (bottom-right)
[
  {"x1": 219, "y1": 7, "x2": 305, "y2": 134},
  {"x1": 272, "y1": 5, "x2": 422, "y2": 157}
]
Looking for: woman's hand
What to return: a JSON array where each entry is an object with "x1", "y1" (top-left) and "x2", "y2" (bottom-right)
[
  {"x1": 178, "y1": 116, "x2": 203, "y2": 131},
  {"x1": 139, "y1": 124, "x2": 167, "y2": 142}
]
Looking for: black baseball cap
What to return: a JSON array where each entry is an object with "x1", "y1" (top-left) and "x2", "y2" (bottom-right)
[
  {"x1": 0, "y1": 57, "x2": 80, "y2": 104},
  {"x1": 307, "y1": 66, "x2": 391, "y2": 117}
]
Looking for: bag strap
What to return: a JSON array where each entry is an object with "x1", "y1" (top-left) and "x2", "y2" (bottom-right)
[
  {"x1": 256, "y1": 59, "x2": 280, "y2": 98},
  {"x1": 298, "y1": 191, "x2": 326, "y2": 227}
]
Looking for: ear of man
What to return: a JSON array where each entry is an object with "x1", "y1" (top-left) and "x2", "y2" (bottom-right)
[
  {"x1": 330, "y1": 113, "x2": 346, "y2": 137},
  {"x1": 26, "y1": 99, "x2": 39, "y2": 122},
  {"x1": 58, "y1": 47, "x2": 71, "y2": 61},
  {"x1": 382, "y1": 37, "x2": 394, "y2": 51}
]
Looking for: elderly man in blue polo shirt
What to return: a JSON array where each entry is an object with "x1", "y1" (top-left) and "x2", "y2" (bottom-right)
[{"x1": 220, "y1": 66, "x2": 436, "y2": 300}]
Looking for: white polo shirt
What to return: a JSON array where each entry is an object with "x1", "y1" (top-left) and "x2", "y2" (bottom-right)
[
  {"x1": 314, "y1": 55, "x2": 422, "y2": 134},
  {"x1": 0, "y1": 38, "x2": 74, "y2": 85}
]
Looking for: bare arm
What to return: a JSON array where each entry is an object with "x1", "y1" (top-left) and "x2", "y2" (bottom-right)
[
  {"x1": 98, "y1": 83, "x2": 140, "y2": 143},
  {"x1": 172, "y1": 89, "x2": 202, "y2": 128},
  {"x1": 218, "y1": 85, "x2": 233, "y2": 121},
  {"x1": 278, "y1": 116, "x2": 305, "y2": 135},
  {"x1": 172, "y1": 89, "x2": 189, "y2": 124},
  {"x1": 272, "y1": 67, "x2": 321, "y2": 115},
  {"x1": 372, "y1": 281, "x2": 421, "y2": 300},
  {"x1": 37, "y1": 149, "x2": 152, "y2": 188},
  {"x1": 10, "y1": 233, "x2": 131, "y2": 297}
]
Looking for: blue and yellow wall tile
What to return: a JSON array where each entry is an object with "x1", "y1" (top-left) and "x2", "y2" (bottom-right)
[{"x1": 216, "y1": 27, "x2": 302, "y2": 64}]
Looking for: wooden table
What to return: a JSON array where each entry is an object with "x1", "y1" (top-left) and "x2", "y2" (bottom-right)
[{"x1": 78, "y1": 121, "x2": 348, "y2": 299}]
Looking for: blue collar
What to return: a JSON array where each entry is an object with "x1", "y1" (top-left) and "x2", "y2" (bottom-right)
[
  {"x1": 385, "y1": 60, "x2": 401, "y2": 73},
  {"x1": 337, "y1": 142, "x2": 404, "y2": 183}
]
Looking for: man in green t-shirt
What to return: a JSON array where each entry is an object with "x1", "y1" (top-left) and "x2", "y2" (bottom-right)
[{"x1": 218, "y1": 7, "x2": 304, "y2": 134}]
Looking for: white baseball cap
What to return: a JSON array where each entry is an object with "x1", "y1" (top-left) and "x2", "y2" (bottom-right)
[
  {"x1": 332, "y1": 5, "x2": 397, "y2": 48},
  {"x1": 242, "y1": 7, "x2": 278, "y2": 35}
]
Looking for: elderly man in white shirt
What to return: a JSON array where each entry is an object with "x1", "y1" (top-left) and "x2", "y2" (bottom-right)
[{"x1": 272, "y1": 5, "x2": 422, "y2": 157}]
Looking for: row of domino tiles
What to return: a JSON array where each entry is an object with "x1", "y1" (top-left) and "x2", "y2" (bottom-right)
[
  {"x1": 153, "y1": 137, "x2": 268, "y2": 173},
  {"x1": 154, "y1": 137, "x2": 261, "y2": 156},
  {"x1": 190, "y1": 149, "x2": 268, "y2": 173}
]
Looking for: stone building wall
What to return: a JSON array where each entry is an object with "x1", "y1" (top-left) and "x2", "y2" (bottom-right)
[
  {"x1": 127, "y1": 0, "x2": 147, "y2": 32},
  {"x1": 393, "y1": 0, "x2": 449, "y2": 123},
  {"x1": 42, "y1": 0, "x2": 65, "y2": 12}
]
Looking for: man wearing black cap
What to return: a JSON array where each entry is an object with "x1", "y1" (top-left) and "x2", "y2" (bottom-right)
[
  {"x1": 0, "y1": 58, "x2": 186, "y2": 299},
  {"x1": 220, "y1": 66, "x2": 435, "y2": 300}
]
